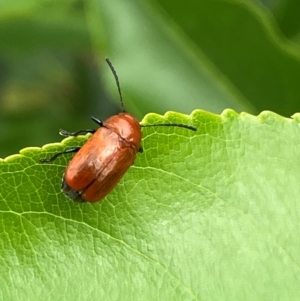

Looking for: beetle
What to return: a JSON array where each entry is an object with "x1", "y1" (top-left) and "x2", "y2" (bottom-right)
[{"x1": 40, "y1": 58, "x2": 196, "y2": 203}]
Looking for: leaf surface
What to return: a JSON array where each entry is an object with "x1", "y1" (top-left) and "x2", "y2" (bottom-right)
[{"x1": 1, "y1": 110, "x2": 299, "y2": 300}]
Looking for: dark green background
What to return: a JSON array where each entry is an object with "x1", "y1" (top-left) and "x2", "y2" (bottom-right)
[{"x1": 1, "y1": 0, "x2": 300, "y2": 157}]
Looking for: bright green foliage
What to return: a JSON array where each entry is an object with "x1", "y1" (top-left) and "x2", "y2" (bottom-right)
[
  {"x1": 1, "y1": 110, "x2": 300, "y2": 300},
  {"x1": 1, "y1": 0, "x2": 300, "y2": 299}
]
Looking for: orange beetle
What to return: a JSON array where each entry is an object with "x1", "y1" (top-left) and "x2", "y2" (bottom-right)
[{"x1": 40, "y1": 58, "x2": 196, "y2": 203}]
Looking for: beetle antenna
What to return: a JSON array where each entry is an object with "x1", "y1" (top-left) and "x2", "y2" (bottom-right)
[
  {"x1": 141, "y1": 124, "x2": 197, "y2": 131},
  {"x1": 105, "y1": 58, "x2": 126, "y2": 112}
]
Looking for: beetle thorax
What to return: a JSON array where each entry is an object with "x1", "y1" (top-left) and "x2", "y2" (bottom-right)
[{"x1": 104, "y1": 113, "x2": 142, "y2": 151}]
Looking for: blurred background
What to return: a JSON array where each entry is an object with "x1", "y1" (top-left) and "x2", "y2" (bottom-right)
[{"x1": 1, "y1": 0, "x2": 300, "y2": 158}]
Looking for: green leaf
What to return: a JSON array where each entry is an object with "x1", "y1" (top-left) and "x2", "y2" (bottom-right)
[
  {"x1": 1, "y1": 110, "x2": 299, "y2": 300},
  {"x1": 88, "y1": 0, "x2": 300, "y2": 117},
  {"x1": 272, "y1": 0, "x2": 300, "y2": 39},
  {"x1": 95, "y1": 0, "x2": 253, "y2": 116}
]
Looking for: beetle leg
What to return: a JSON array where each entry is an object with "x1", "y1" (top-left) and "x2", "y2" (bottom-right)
[
  {"x1": 40, "y1": 147, "x2": 81, "y2": 163},
  {"x1": 138, "y1": 146, "x2": 143, "y2": 153},
  {"x1": 58, "y1": 117, "x2": 103, "y2": 137},
  {"x1": 59, "y1": 129, "x2": 96, "y2": 137}
]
